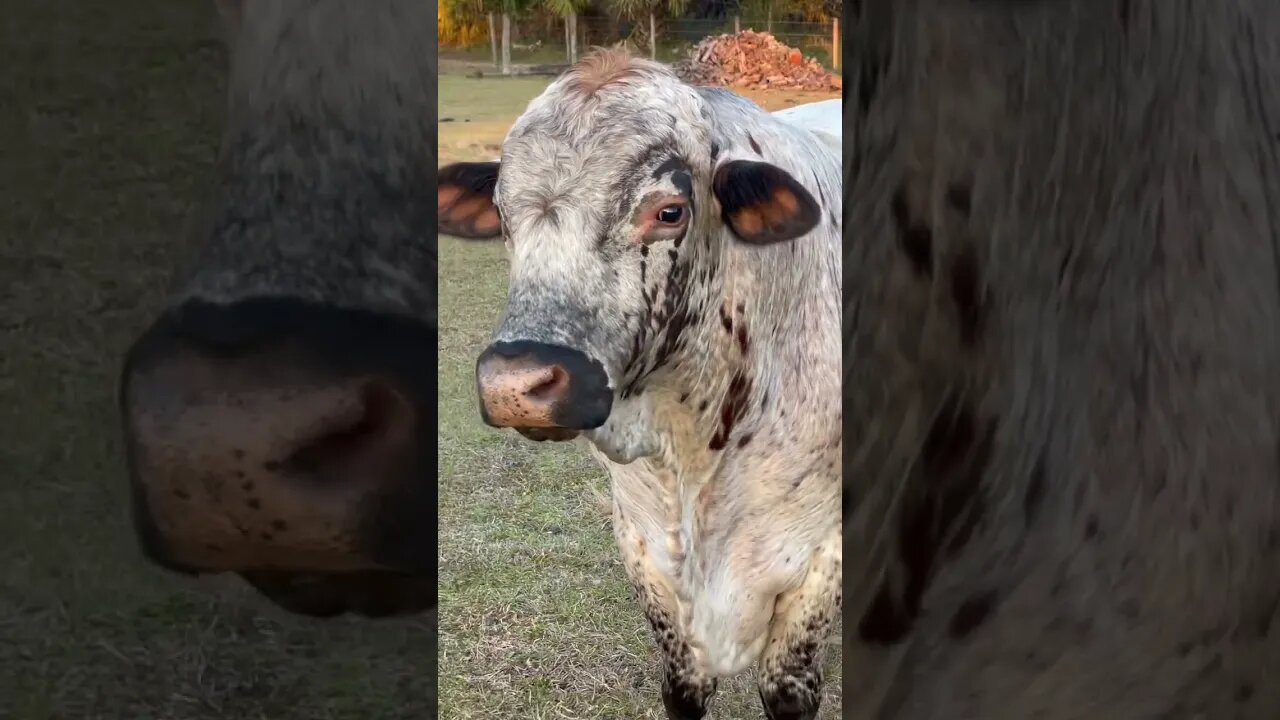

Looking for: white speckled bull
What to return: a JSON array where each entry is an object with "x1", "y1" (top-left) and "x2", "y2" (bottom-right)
[{"x1": 439, "y1": 48, "x2": 841, "y2": 720}]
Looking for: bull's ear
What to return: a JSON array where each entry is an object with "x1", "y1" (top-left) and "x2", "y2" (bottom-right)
[
  {"x1": 712, "y1": 160, "x2": 821, "y2": 244},
  {"x1": 438, "y1": 162, "x2": 503, "y2": 240}
]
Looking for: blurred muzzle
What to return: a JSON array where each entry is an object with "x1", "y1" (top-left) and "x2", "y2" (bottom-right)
[{"x1": 119, "y1": 297, "x2": 436, "y2": 616}]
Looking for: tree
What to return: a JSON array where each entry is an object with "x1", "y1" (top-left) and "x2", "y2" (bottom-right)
[
  {"x1": 483, "y1": 0, "x2": 538, "y2": 74},
  {"x1": 845, "y1": 2, "x2": 1280, "y2": 716},
  {"x1": 439, "y1": 0, "x2": 490, "y2": 48},
  {"x1": 543, "y1": 0, "x2": 590, "y2": 63},
  {"x1": 607, "y1": 0, "x2": 689, "y2": 59}
]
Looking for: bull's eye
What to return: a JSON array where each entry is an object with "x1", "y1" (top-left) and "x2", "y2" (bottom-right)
[{"x1": 657, "y1": 205, "x2": 684, "y2": 225}]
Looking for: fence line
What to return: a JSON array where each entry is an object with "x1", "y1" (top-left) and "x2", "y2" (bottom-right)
[{"x1": 441, "y1": 13, "x2": 838, "y2": 72}]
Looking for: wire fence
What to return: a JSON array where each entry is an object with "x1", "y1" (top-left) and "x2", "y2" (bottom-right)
[{"x1": 440, "y1": 14, "x2": 837, "y2": 70}]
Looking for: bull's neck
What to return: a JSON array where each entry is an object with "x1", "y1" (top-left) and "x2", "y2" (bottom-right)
[{"x1": 658, "y1": 228, "x2": 841, "y2": 453}]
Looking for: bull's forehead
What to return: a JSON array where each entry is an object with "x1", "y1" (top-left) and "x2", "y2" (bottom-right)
[
  {"x1": 496, "y1": 98, "x2": 706, "y2": 234},
  {"x1": 515, "y1": 69, "x2": 700, "y2": 140}
]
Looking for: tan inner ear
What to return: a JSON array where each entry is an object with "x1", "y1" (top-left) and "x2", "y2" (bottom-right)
[
  {"x1": 773, "y1": 189, "x2": 800, "y2": 214},
  {"x1": 447, "y1": 195, "x2": 491, "y2": 222},
  {"x1": 437, "y1": 186, "x2": 464, "y2": 210},
  {"x1": 732, "y1": 208, "x2": 764, "y2": 236},
  {"x1": 760, "y1": 198, "x2": 790, "y2": 228},
  {"x1": 733, "y1": 187, "x2": 807, "y2": 237},
  {"x1": 472, "y1": 208, "x2": 501, "y2": 234}
]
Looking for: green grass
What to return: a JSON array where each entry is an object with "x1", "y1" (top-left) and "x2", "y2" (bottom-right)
[
  {"x1": 0, "y1": 2, "x2": 433, "y2": 718},
  {"x1": 436, "y1": 73, "x2": 843, "y2": 720},
  {"x1": 439, "y1": 74, "x2": 552, "y2": 125}
]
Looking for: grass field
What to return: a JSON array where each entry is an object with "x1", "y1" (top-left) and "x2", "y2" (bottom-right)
[
  {"x1": 436, "y1": 73, "x2": 844, "y2": 718},
  {"x1": 1, "y1": 3, "x2": 434, "y2": 718}
]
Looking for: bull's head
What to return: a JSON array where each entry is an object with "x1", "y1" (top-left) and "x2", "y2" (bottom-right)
[{"x1": 438, "y1": 49, "x2": 823, "y2": 461}]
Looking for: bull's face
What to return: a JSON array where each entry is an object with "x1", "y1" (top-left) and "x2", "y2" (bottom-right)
[
  {"x1": 118, "y1": 0, "x2": 437, "y2": 617},
  {"x1": 438, "y1": 61, "x2": 821, "y2": 458}
]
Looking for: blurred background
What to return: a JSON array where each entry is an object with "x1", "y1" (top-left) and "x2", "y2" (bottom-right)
[{"x1": 439, "y1": 0, "x2": 840, "y2": 70}]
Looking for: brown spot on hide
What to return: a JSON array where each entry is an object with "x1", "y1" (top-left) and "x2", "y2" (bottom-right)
[
  {"x1": 887, "y1": 398, "x2": 996, "y2": 642},
  {"x1": 946, "y1": 182, "x2": 972, "y2": 216},
  {"x1": 708, "y1": 371, "x2": 751, "y2": 450},
  {"x1": 858, "y1": 582, "x2": 913, "y2": 644},
  {"x1": 891, "y1": 188, "x2": 932, "y2": 276},
  {"x1": 949, "y1": 590, "x2": 998, "y2": 639},
  {"x1": 951, "y1": 246, "x2": 986, "y2": 345}
]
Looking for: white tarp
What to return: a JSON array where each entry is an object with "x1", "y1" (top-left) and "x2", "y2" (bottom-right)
[{"x1": 771, "y1": 98, "x2": 841, "y2": 155}]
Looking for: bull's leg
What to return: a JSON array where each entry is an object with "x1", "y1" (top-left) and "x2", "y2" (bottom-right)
[
  {"x1": 756, "y1": 536, "x2": 841, "y2": 720},
  {"x1": 612, "y1": 509, "x2": 717, "y2": 718},
  {"x1": 645, "y1": 603, "x2": 718, "y2": 720},
  {"x1": 628, "y1": 562, "x2": 718, "y2": 719}
]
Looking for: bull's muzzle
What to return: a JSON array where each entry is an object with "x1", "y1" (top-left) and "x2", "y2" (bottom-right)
[
  {"x1": 475, "y1": 340, "x2": 611, "y2": 439},
  {"x1": 119, "y1": 297, "x2": 436, "y2": 617}
]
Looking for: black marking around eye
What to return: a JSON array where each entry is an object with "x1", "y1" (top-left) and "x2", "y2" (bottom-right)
[
  {"x1": 671, "y1": 171, "x2": 696, "y2": 215},
  {"x1": 610, "y1": 139, "x2": 676, "y2": 222},
  {"x1": 653, "y1": 157, "x2": 686, "y2": 179},
  {"x1": 651, "y1": 157, "x2": 695, "y2": 218},
  {"x1": 670, "y1": 170, "x2": 693, "y2": 198}
]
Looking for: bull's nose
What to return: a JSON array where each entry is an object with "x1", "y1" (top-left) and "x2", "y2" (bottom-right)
[
  {"x1": 475, "y1": 340, "x2": 612, "y2": 430},
  {"x1": 120, "y1": 298, "x2": 435, "y2": 576}
]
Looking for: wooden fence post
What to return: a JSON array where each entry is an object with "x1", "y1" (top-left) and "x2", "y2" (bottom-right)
[
  {"x1": 569, "y1": 13, "x2": 578, "y2": 63},
  {"x1": 649, "y1": 13, "x2": 656, "y2": 59},
  {"x1": 832, "y1": 17, "x2": 839, "y2": 70},
  {"x1": 501, "y1": 13, "x2": 511, "y2": 75},
  {"x1": 734, "y1": 15, "x2": 740, "y2": 34},
  {"x1": 488, "y1": 13, "x2": 498, "y2": 68}
]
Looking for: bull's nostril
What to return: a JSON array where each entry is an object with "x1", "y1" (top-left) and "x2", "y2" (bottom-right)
[
  {"x1": 525, "y1": 365, "x2": 568, "y2": 401},
  {"x1": 281, "y1": 381, "x2": 413, "y2": 480}
]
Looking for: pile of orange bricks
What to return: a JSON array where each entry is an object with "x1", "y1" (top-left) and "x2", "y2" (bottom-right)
[{"x1": 672, "y1": 30, "x2": 839, "y2": 91}]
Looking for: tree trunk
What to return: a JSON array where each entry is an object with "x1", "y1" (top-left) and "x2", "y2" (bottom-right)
[
  {"x1": 845, "y1": 2, "x2": 1280, "y2": 718},
  {"x1": 488, "y1": 12, "x2": 498, "y2": 69},
  {"x1": 649, "y1": 12, "x2": 656, "y2": 60},
  {"x1": 500, "y1": 12, "x2": 511, "y2": 75},
  {"x1": 569, "y1": 12, "x2": 578, "y2": 63}
]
